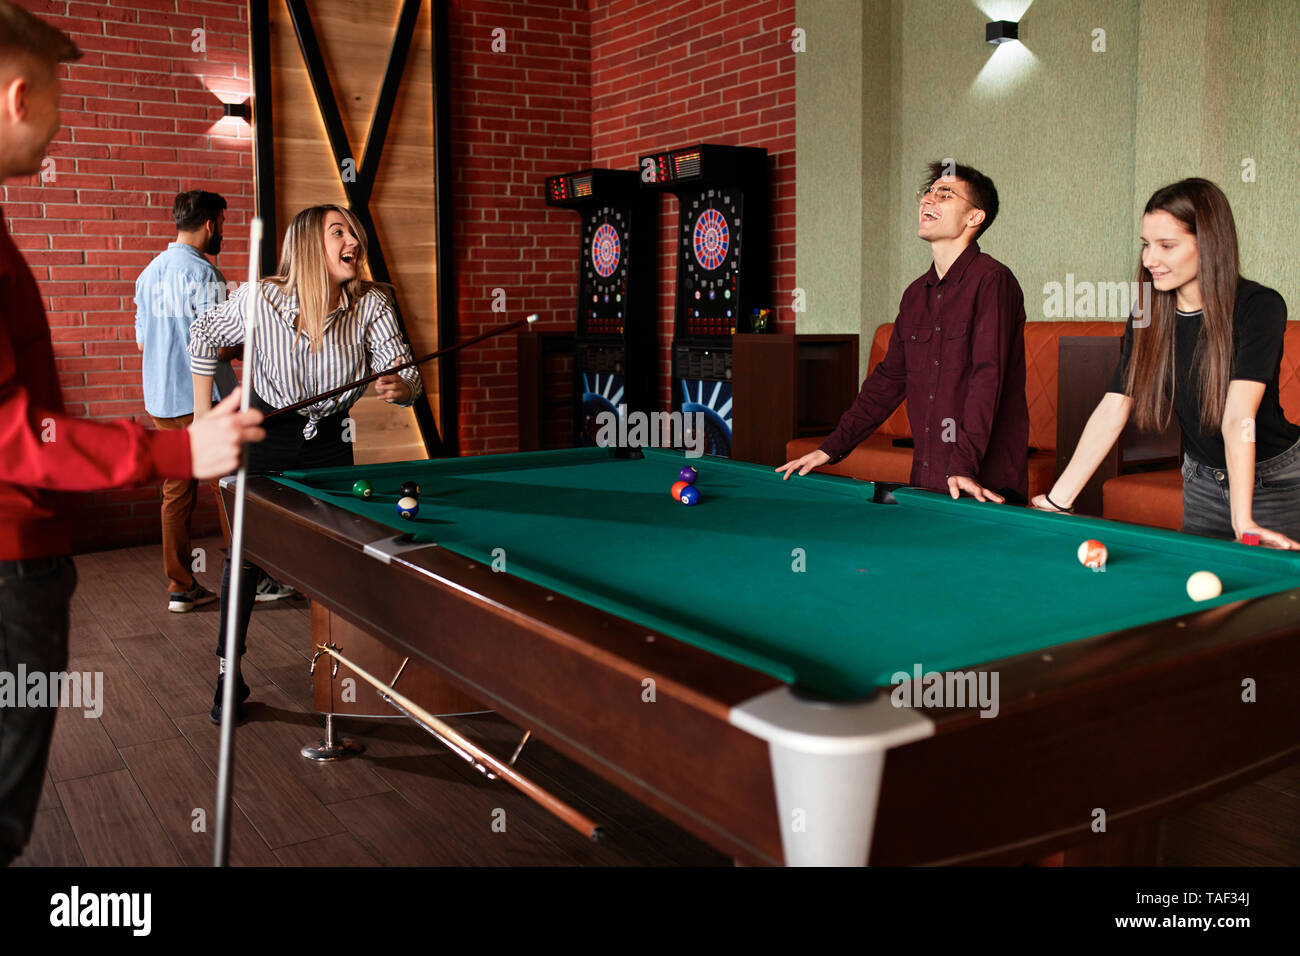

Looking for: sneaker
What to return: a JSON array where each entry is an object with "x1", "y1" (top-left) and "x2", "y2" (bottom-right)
[
  {"x1": 209, "y1": 673, "x2": 252, "y2": 725},
  {"x1": 255, "y1": 575, "x2": 296, "y2": 603},
  {"x1": 168, "y1": 584, "x2": 217, "y2": 613}
]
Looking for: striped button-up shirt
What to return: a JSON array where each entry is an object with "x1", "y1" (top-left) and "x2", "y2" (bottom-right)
[{"x1": 188, "y1": 280, "x2": 422, "y2": 438}]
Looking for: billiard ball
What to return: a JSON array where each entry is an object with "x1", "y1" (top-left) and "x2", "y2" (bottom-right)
[
  {"x1": 401, "y1": 480, "x2": 421, "y2": 498},
  {"x1": 1077, "y1": 539, "x2": 1107, "y2": 570},
  {"x1": 1186, "y1": 570, "x2": 1222, "y2": 602},
  {"x1": 671, "y1": 480, "x2": 689, "y2": 501},
  {"x1": 397, "y1": 496, "x2": 419, "y2": 519},
  {"x1": 353, "y1": 479, "x2": 373, "y2": 499},
  {"x1": 679, "y1": 485, "x2": 700, "y2": 506},
  {"x1": 679, "y1": 466, "x2": 698, "y2": 484}
]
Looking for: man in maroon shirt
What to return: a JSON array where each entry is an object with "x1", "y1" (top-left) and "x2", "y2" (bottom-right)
[
  {"x1": 778, "y1": 161, "x2": 1029, "y2": 503},
  {"x1": 0, "y1": 2, "x2": 264, "y2": 865}
]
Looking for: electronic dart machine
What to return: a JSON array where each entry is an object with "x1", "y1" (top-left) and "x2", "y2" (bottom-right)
[
  {"x1": 544, "y1": 168, "x2": 658, "y2": 445},
  {"x1": 639, "y1": 143, "x2": 770, "y2": 458}
]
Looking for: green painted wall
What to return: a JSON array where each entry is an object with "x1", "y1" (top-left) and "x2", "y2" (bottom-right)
[{"x1": 796, "y1": 0, "x2": 1300, "y2": 366}]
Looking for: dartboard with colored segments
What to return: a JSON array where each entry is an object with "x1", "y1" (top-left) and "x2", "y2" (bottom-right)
[
  {"x1": 692, "y1": 208, "x2": 729, "y2": 271},
  {"x1": 591, "y1": 223, "x2": 621, "y2": 277},
  {"x1": 581, "y1": 207, "x2": 630, "y2": 329},
  {"x1": 680, "y1": 189, "x2": 742, "y2": 323}
]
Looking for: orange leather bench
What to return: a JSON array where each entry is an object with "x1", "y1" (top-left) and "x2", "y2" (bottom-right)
[{"x1": 784, "y1": 321, "x2": 1125, "y2": 501}]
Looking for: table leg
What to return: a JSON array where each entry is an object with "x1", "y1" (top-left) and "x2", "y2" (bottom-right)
[{"x1": 730, "y1": 687, "x2": 935, "y2": 866}]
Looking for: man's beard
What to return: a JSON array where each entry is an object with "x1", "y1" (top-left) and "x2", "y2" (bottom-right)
[{"x1": 207, "y1": 231, "x2": 223, "y2": 256}]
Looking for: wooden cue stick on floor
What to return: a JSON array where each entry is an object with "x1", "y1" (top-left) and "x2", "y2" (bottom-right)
[{"x1": 316, "y1": 644, "x2": 604, "y2": 842}]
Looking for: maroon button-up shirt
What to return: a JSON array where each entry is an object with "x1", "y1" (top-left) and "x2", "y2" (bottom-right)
[{"x1": 819, "y1": 242, "x2": 1029, "y2": 498}]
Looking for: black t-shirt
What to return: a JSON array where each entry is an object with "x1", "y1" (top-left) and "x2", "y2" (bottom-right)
[{"x1": 1108, "y1": 279, "x2": 1298, "y2": 468}]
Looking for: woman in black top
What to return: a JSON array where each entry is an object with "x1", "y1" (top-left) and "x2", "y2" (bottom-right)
[{"x1": 1035, "y1": 178, "x2": 1300, "y2": 549}]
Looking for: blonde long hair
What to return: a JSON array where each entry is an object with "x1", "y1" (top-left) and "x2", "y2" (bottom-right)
[{"x1": 269, "y1": 204, "x2": 383, "y2": 350}]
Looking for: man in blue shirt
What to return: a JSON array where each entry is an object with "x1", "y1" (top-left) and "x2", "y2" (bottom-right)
[{"x1": 136, "y1": 191, "x2": 290, "y2": 611}]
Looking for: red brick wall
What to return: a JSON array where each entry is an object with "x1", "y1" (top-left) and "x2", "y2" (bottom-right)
[
  {"x1": 2, "y1": 0, "x2": 253, "y2": 553},
  {"x1": 448, "y1": 0, "x2": 591, "y2": 454},
  {"x1": 5, "y1": 0, "x2": 798, "y2": 546},
  {"x1": 451, "y1": 0, "x2": 796, "y2": 454},
  {"x1": 590, "y1": 0, "x2": 796, "y2": 411}
]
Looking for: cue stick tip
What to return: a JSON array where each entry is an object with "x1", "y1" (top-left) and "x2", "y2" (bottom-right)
[
  {"x1": 249, "y1": 217, "x2": 263, "y2": 243},
  {"x1": 589, "y1": 826, "x2": 606, "y2": 843},
  {"x1": 525, "y1": 313, "x2": 539, "y2": 325}
]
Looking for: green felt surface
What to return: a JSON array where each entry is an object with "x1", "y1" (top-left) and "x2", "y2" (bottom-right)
[{"x1": 272, "y1": 447, "x2": 1300, "y2": 699}]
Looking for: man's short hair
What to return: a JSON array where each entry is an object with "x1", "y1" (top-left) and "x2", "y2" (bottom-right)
[
  {"x1": 923, "y1": 160, "x2": 999, "y2": 238},
  {"x1": 173, "y1": 190, "x2": 228, "y2": 232},
  {"x1": 0, "y1": 0, "x2": 82, "y2": 72}
]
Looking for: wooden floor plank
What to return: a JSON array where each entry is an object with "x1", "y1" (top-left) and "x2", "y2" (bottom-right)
[
  {"x1": 57, "y1": 769, "x2": 182, "y2": 866},
  {"x1": 73, "y1": 561, "x2": 159, "y2": 639},
  {"x1": 69, "y1": 650, "x2": 178, "y2": 751},
  {"x1": 275, "y1": 832, "x2": 381, "y2": 866},
  {"x1": 119, "y1": 737, "x2": 280, "y2": 867},
  {"x1": 36, "y1": 771, "x2": 60, "y2": 812},
  {"x1": 67, "y1": 591, "x2": 116, "y2": 658},
  {"x1": 174, "y1": 712, "x2": 350, "y2": 849},
  {"x1": 257, "y1": 662, "x2": 318, "y2": 715},
  {"x1": 11, "y1": 808, "x2": 85, "y2": 867},
  {"x1": 234, "y1": 682, "x2": 395, "y2": 807},
  {"x1": 1256, "y1": 761, "x2": 1300, "y2": 800},
  {"x1": 1166, "y1": 783, "x2": 1300, "y2": 866},
  {"x1": 327, "y1": 791, "x2": 485, "y2": 866},
  {"x1": 1161, "y1": 816, "x2": 1291, "y2": 867},
  {"x1": 44, "y1": 697, "x2": 125, "y2": 783},
  {"x1": 111, "y1": 632, "x2": 217, "y2": 721}
]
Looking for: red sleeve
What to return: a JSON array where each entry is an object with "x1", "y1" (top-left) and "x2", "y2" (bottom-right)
[{"x1": 0, "y1": 314, "x2": 191, "y2": 492}]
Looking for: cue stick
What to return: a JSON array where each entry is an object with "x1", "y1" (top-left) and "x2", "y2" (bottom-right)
[
  {"x1": 316, "y1": 644, "x2": 604, "y2": 841},
  {"x1": 262, "y1": 313, "x2": 539, "y2": 421},
  {"x1": 212, "y1": 218, "x2": 265, "y2": 867}
]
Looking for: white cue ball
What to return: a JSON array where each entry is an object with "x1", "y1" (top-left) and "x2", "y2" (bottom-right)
[{"x1": 1186, "y1": 570, "x2": 1222, "y2": 602}]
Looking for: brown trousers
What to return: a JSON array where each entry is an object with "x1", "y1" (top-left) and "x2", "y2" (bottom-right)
[{"x1": 151, "y1": 413, "x2": 229, "y2": 593}]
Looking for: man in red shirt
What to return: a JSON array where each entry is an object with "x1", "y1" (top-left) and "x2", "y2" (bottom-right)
[
  {"x1": 0, "y1": 2, "x2": 264, "y2": 865},
  {"x1": 778, "y1": 161, "x2": 1029, "y2": 503}
]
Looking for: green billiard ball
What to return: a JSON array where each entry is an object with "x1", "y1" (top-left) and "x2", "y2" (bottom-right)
[
  {"x1": 353, "y1": 479, "x2": 373, "y2": 499},
  {"x1": 397, "y1": 496, "x2": 419, "y2": 519}
]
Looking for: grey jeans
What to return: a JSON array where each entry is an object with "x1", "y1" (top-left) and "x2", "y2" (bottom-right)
[{"x1": 1181, "y1": 436, "x2": 1300, "y2": 540}]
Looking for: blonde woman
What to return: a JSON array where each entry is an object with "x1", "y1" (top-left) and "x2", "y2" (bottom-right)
[{"x1": 189, "y1": 204, "x2": 422, "y2": 721}]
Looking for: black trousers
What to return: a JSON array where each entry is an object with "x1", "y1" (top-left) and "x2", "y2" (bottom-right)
[
  {"x1": 214, "y1": 393, "x2": 352, "y2": 659},
  {"x1": 0, "y1": 556, "x2": 76, "y2": 865}
]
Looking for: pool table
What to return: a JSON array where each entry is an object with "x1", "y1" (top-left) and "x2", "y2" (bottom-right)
[{"x1": 226, "y1": 447, "x2": 1300, "y2": 866}]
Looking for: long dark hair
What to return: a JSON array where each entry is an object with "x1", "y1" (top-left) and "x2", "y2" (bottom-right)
[{"x1": 1124, "y1": 178, "x2": 1240, "y2": 433}]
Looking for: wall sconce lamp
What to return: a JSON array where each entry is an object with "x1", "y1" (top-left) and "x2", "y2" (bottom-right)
[
  {"x1": 986, "y1": 21, "x2": 1019, "y2": 44},
  {"x1": 223, "y1": 100, "x2": 252, "y2": 122}
]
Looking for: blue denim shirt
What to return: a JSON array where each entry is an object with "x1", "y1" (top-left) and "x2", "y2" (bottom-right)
[{"x1": 134, "y1": 243, "x2": 231, "y2": 418}]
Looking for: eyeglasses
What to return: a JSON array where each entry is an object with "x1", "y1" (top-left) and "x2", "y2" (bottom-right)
[{"x1": 916, "y1": 183, "x2": 979, "y2": 207}]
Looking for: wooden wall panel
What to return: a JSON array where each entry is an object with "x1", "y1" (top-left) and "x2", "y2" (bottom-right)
[{"x1": 264, "y1": 0, "x2": 438, "y2": 464}]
